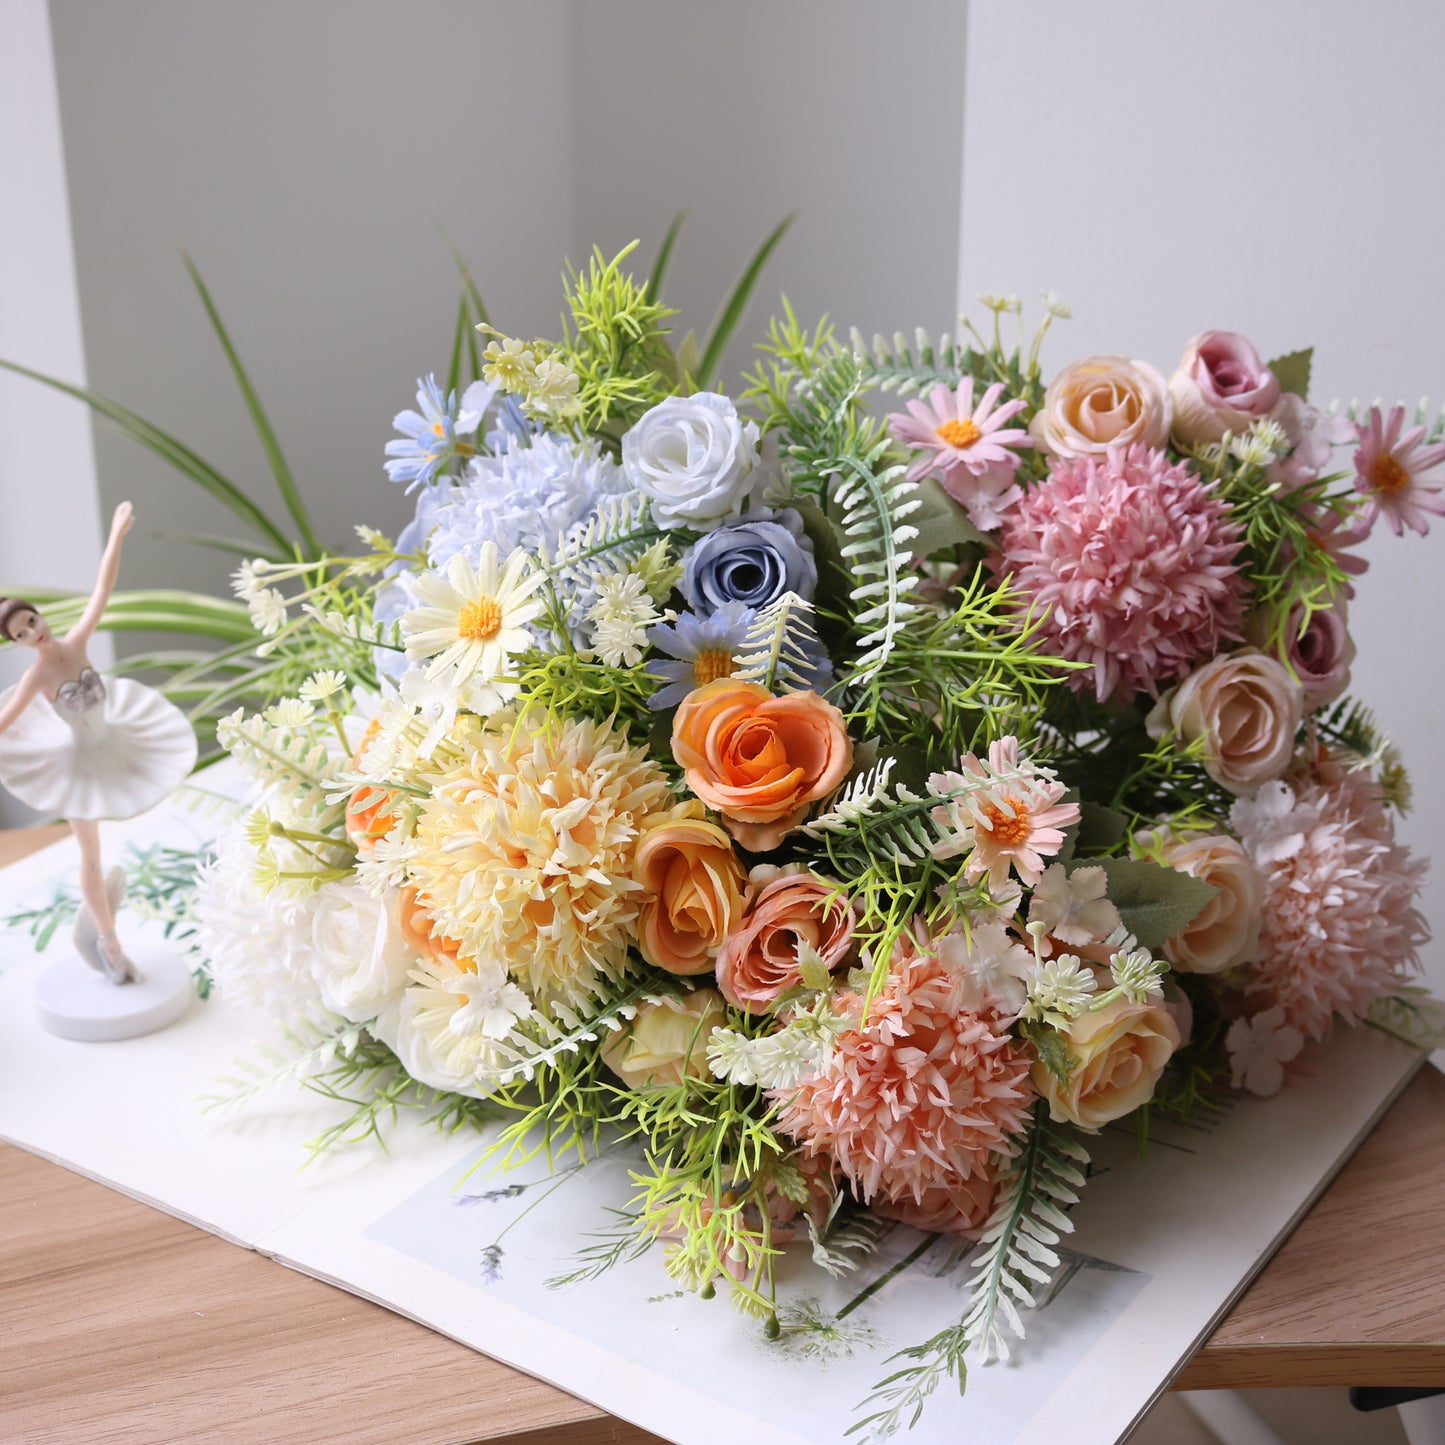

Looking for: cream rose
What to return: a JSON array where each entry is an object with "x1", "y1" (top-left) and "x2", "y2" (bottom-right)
[
  {"x1": 600, "y1": 990, "x2": 729, "y2": 1089},
  {"x1": 309, "y1": 882, "x2": 413, "y2": 1022},
  {"x1": 1029, "y1": 355, "x2": 1173, "y2": 457},
  {"x1": 1033, "y1": 994, "x2": 1181, "y2": 1129},
  {"x1": 1146, "y1": 830, "x2": 1263, "y2": 973},
  {"x1": 1146, "y1": 648, "x2": 1304, "y2": 795}
]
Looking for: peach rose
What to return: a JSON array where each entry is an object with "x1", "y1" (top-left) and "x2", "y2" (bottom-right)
[
  {"x1": 671, "y1": 680, "x2": 853, "y2": 851},
  {"x1": 396, "y1": 887, "x2": 467, "y2": 967},
  {"x1": 1148, "y1": 831, "x2": 1263, "y2": 974},
  {"x1": 345, "y1": 717, "x2": 402, "y2": 854},
  {"x1": 1033, "y1": 993, "x2": 1181, "y2": 1130},
  {"x1": 1029, "y1": 355, "x2": 1173, "y2": 458},
  {"x1": 635, "y1": 810, "x2": 747, "y2": 975},
  {"x1": 870, "y1": 1174, "x2": 997, "y2": 1237},
  {"x1": 1169, "y1": 330, "x2": 1280, "y2": 447},
  {"x1": 600, "y1": 990, "x2": 728, "y2": 1089},
  {"x1": 1146, "y1": 648, "x2": 1304, "y2": 795},
  {"x1": 716, "y1": 865, "x2": 856, "y2": 1009}
]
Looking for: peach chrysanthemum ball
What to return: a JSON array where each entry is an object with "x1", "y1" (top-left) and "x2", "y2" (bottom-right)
[
  {"x1": 406, "y1": 713, "x2": 674, "y2": 1011},
  {"x1": 773, "y1": 943, "x2": 1033, "y2": 1208},
  {"x1": 1249, "y1": 777, "x2": 1427, "y2": 1042},
  {"x1": 994, "y1": 442, "x2": 1247, "y2": 701}
]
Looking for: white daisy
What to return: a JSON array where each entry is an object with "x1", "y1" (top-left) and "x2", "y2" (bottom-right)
[{"x1": 400, "y1": 543, "x2": 546, "y2": 703}]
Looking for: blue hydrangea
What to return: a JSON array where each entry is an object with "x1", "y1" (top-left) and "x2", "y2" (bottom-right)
[
  {"x1": 426, "y1": 433, "x2": 630, "y2": 570},
  {"x1": 384, "y1": 376, "x2": 495, "y2": 491}
]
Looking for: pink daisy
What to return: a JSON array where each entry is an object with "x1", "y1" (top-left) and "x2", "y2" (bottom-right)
[
  {"x1": 928, "y1": 736, "x2": 1080, "y2": 892},
  {"x1": 1238, "y1": 774, "x2": 1427, "y2": 1043},
  {"x1": 772, "y1": 938, "x2": 1034, "y2": 1206},
  {"x1": 888, "y1": 378, "x2": 1032, "y2": 530},
  {"x1": 1352, "y1": 404, "x2": 1445, "y2": 537},
  {"x1": 993, "y1": 443, "x2": 1249, "y2": 701}
]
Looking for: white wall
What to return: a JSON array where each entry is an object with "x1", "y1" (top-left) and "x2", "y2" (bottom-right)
[
  {"x1": 0, "y1": 0, "x2": 108, "y2": 824},
  {"x1": 41, "y1": 0, "x2": 966, "y2": 611},
  {"x1": 959, "y1": 0, "x2": 1445, "y2": 995}
]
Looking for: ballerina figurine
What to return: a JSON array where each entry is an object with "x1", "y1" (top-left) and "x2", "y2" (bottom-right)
[{"x1": 0, "y1": 502, "x2": 197, "y2": 984}]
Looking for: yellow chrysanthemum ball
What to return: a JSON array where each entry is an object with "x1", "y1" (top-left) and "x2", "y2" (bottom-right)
[{"x1": 407, "y1": 712, "x2": 675, "y2": 1011}]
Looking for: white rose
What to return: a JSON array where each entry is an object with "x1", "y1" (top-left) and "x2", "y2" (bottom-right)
[
  {"x1": 372, "y1": 981, "x2": 495, "y2": 1099},
  {"x1": 621, "y1": 392, "x2": 761, "y2": 530},
  {"x1": 1146, "y1": 648, "x2": 1304, "y2": 795},
  {"x1": 309, "y1": 882, "x2": 413, "y2": 1022}
]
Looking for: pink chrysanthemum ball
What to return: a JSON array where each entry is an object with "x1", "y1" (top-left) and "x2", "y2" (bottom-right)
[
  {"x1": 1240, "y1": 774, "x2": 1428, "y2": 1043},
  {"x1": 994, "y1": 443, "x2": 1248, "y2": 701},
  {"x1": 772, "y1": 939, "x2": 1033, "y2": 1209}
]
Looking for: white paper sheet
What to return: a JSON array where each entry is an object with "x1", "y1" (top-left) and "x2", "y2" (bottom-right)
[{"x1": 0, "y1": 799, "x2": 1424, "y2": 1445}]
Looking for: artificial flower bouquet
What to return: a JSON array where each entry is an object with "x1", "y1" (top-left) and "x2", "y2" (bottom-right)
[{"x1": 193, "y1": 247, "x2": 1438, "y2": 1436}]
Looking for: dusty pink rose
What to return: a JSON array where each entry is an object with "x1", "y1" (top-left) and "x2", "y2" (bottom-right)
[
  {"x1": 1170, "y1": 331, "x2": 1281, "y2": 446},
  {"x1": 870, "y1": 1173, "x2": 997, "y2": 1237},
  {"x1": 1273, "y1": 599, "x2": 1355, "y2": 707},
  {"x1": 716, "y1": 866, "x2": 856, "y2": 1010},
  {"x1": 1146, "y1": 648, "x2": 1304, "y2": 795},
  {"x1": 1029, "y1": 355, "x2": 1172, "y2": 457}
]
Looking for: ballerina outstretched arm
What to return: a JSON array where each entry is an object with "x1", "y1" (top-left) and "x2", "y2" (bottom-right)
[{"x1": 68, "y1": 502, "x2": 135, "y2": 652}]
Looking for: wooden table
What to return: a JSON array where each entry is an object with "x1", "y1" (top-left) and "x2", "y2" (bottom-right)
[{"x1": 2, "y1": 827, "x2": 1443, "y2": 1444}]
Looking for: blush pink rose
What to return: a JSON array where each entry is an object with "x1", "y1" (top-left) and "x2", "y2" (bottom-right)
[
  {"x1": 870, "y1": 1173, "x2": 997, "y2": 1237},
  {"x1": 1143, "y1": 830, "x2": 1263, "y2": 974},
  {"x1": 1146, "y1": 648, "x2": 1305, "y2": 795},
  {"x1": 716, "y1": 866, "x2": 856, "y2": 1010},
  {"x1": 1170, "y1": 331, "x2": 1281, "y2": 446}
]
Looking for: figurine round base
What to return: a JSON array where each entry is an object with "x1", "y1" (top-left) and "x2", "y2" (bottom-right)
[{"x1": 34, "y1": 945, "x2": 196, "y2": 1042}]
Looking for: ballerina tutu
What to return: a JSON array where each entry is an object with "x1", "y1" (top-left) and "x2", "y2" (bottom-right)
[{"x1": 0, "y1": 667, "x2": 197, "y2": 820}]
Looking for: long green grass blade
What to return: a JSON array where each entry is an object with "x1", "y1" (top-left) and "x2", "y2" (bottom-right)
[
  {"x1": 647, "y1": 211, "x2": 686, "y2": 302},
  {"x1": 440, "y1": 228, "x2": 492, "y2": 329},
  {"x1": 696, "y1": 214, "x2": 795, "y2": 388},
  {"x1": 0, "y1": 359, "x2": 292, "y2": 556},
  {"x1": 159, "y1": 531, "x2": 286, "y2": 562},
  {"x1": 445, "y1": 290, "x2": 469, "y2": 398},
  {"x1": 183, "y1": 255, "x2": 320, "y2": 557},
  {"x1": 0, "y1": 588, "x2": 257, "y2": 645}
]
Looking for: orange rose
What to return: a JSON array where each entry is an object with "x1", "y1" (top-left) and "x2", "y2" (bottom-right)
[
  {"x1": 671, "y1": 681, "x2": 853, "y2": 851},
  {"x1": 345, "y1": 717, "x2": 402, "y2": 854},
  {"x1": 635, "y1": 809, "x2": 747, "y2": 975}
]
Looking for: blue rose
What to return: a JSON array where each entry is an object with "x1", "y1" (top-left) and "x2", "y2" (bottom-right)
[{"x1": 680, "y1": 507, "x2": 818, "y2": 614}]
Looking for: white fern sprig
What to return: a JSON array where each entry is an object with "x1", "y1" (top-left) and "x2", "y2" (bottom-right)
[
  {"x1": 733, "y1": 592, "x2": 822, "y2": 691},
  {"x1": 802, "y1": 756, "x2": 911, "y2": 834},
  {"x1": 831, "y1": 445, "x2": 922, "y2": 694},
  {"x1": 217, "y1": 707, "x2": 348, "y2": 829},
  {"x1": 959, "y1": 1116, "x2": 1088, "y2": 1363}
]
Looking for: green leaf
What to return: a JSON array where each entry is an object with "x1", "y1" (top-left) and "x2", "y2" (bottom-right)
[
  {"x1": 1073, "y1": 800, "x2": 1129, "y2": 858},
  {"x1": 183, "y1": 254, "x2": 320, "y2": 557},
  {"x1": 910, "y1": 474, "x2": 989, "y2": 555},
  {"x1": 1075, "y1": 856, "x2": 1218, "y2": 950},
  {"x1": 1268, "y1": 347, "x2": 1313, "y2": 401},
  {"x1": 1019, "y1": 1020, "x2": 1075, "y2": 1085},
  {"x1": 647, "y1": 210, "x2": 686, "y2": 302},
  {"x1": 1367, "y1": 988, "x2": 1445, "y2": 1052},
  {"x1": 0, "y1": 359, "x2": 292, "y2": 556},
  {"x1": 696, "y1": 213, "x2": 794, "y2": 388}
]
